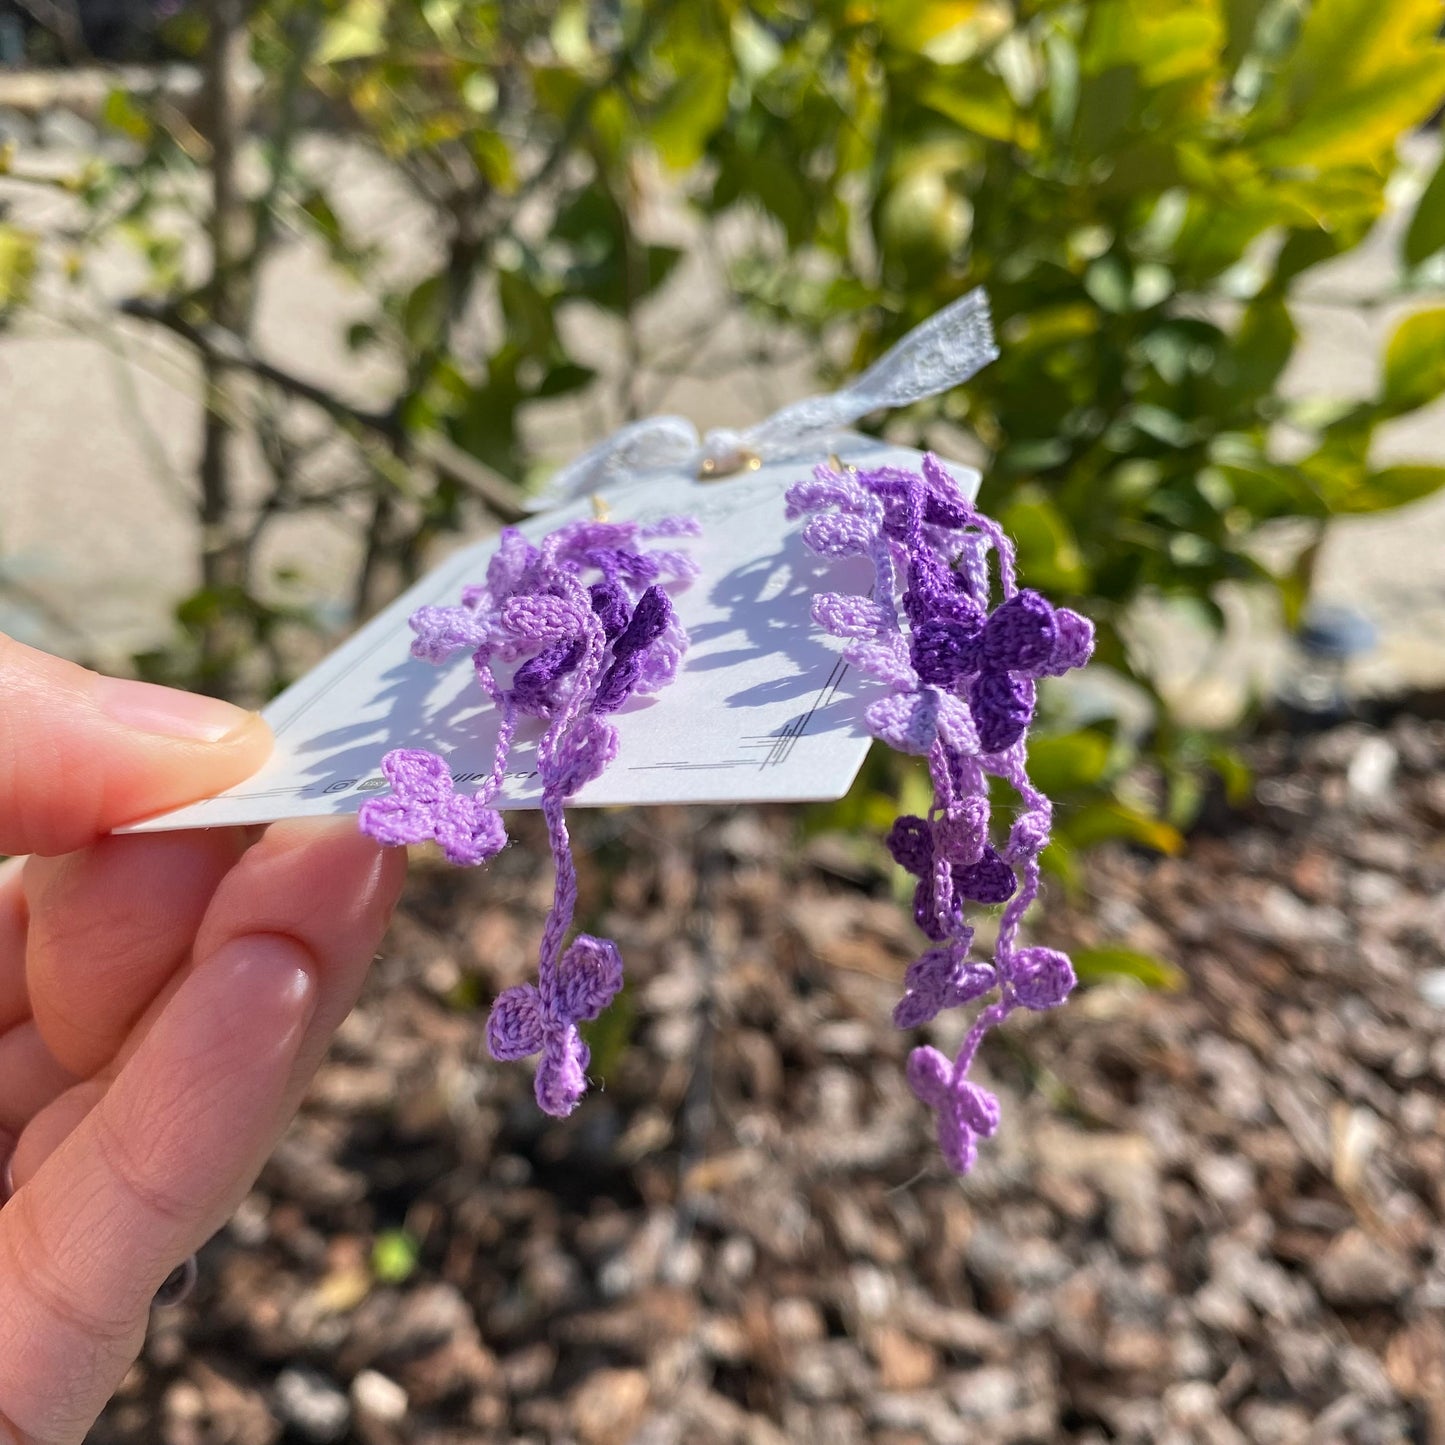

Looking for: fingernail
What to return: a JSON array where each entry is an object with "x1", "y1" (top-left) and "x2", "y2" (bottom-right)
[
  {"x1": 153, "y1": 1254, "x2": 199, "y2": 1309},
  {"x1": 95, "y1": 676, "x2": 259, "y2": 743},
  {"x1": 209, "y1": 934, "x2": 318, "y2": 1045}
]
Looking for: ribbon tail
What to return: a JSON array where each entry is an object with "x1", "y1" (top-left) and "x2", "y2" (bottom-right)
[
  {"x1": 526, "y1": 415, "x2": 701, "y2": 512},
  {"x1": 742, "y1": 287, "x2": 999, "y2": 453}
]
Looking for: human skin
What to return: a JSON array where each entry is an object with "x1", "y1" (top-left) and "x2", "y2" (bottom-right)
[{"x1": 0, "y1": 634, "x2": 406, "y2": 1443}]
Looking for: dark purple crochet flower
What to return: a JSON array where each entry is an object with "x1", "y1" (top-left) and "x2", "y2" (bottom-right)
[
  {"x1": 486, "y1": 935, "x2": 623, "y2": 1116},
  {"x1": 893, "y1": 941, "x2": 996, "y2": 1029},
  {"x1": 358, "y1": 750, "x2": 506, "y2": 866},
  {"x1": 593, "y1": 585, "x2": 673, "y2": 714},
  {"x1": 886, "y1": 814, "x2": 1017, "y2": 940}
]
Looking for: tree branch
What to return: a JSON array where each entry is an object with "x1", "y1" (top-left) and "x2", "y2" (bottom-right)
[{"x1": 117, "y1": 297, "x2": 530, "y2": 522}]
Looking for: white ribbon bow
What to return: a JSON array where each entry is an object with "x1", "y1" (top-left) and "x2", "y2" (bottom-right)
[{"x1": 528, "y1": 287, "x2": 999, "y2": 511}]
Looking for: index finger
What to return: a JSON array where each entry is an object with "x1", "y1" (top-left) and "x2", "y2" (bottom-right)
[
  {"x1": 0, "y1": 820, "x2": 404, "y2": 1444},
  {"x1": 0, "y1": 635, "x2": 270, "y2": 856}
]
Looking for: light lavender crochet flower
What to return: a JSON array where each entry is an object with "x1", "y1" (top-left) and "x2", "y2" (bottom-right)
[
  {"x1": 360, "y1": 514, "x2": 698, "y2": 1115},
  {"x1": 789, "y1": 453, "x2": 1094, "y2": 1175}
]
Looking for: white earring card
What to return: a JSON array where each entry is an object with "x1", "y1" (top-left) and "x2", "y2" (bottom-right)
[{"x1": 123, "y1": 440, "x2": 980, "y2": 833}]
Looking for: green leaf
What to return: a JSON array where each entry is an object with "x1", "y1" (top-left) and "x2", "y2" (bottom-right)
[
  {"x1": 101, "y1": 88, "x2": 152, "y2": 143},
  {"x1": 1026, "y1": 731, "x2": 1112, "y2": 795},
  {"x1": 1225, "y1": 294, "x2": 1295, "y2": 401},
  {"x1": 1056, "y1": 800, "x2": 1185, "y2": 855},
  {"x1": 316, "y1": 0, "x2": 387, "y2": 64},
  {"x1": 0, "y1": 224, "x2": 37, "y2": 309},
  {"x1": 918, "y1": 69, "x2": 1037, "y2": 146},
  {"x1": 1328, "y1": 464, "x2": 1445, "y2": 515},
  {"x1": 1073, "y1": 946, "x2": 1185, "y2": 992},
  {"x1": 650, "y1": 58, "x2": 730, "y2": 169},
  {"x1": 1258, "y1": 0, "x2": 1445, "y2": 166},
  {"x1": 1383, "y1": 308, "x2": 1445, "y2": 413},
  {"x1": 1082, "y1": 0, "x2": 1224, "y2": 85},
  {"x1": 1001, "y1": 495, "x2": 1087, "y2": 593},
  {"x1": 1406, "y1": 155, "x2": 1445, "y2": 268}
]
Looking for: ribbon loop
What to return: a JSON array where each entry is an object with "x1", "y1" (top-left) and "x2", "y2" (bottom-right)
[{"x1": 528, "y1": 288, "x2": 998, "y2": 512}]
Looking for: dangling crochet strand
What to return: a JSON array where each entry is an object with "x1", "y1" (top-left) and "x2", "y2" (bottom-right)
[
  {"x1": 359, "y1": 514, "x2": 699, "y2": 1115},
  {"x1": 787, "y1": 453, "x2": 1094, "y2": 1174}
]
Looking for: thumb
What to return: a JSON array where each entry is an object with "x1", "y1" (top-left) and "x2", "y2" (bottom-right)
[{"x1": 0, "y1": 634, "x2": 271, "y2": 856}]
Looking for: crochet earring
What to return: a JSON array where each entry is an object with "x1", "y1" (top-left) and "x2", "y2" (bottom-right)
[
  {"x1": 358, "y1": 511, "x2": 700, "y2": 1116},
  {"x1": 788, "y1": 452, "x2": 1094, "y2": 1174}
]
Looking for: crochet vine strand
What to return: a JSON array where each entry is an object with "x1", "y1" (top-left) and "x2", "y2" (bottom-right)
[
  {"x1": 359, "y1": 513, "x2": 699, "y2": 1116},
  {"x1": 788, "y1": 452, "x2": 1094, "y2": 1175}
]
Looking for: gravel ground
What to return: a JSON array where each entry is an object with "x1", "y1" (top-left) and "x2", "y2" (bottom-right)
[{"x1": 85, "y1": 709, "x2": 1445, "y2": 1445}]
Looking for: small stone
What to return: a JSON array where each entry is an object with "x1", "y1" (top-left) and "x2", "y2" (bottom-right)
[
  {"x1": 1193, "y1": 1154, "x2": 1256, "y2": 1218},
  {"x1": 274, "y1": 1367, "x2": 350, "y2": 1443},
  {"x1": 1236, "y1": 1400, "x2": 1311, "y2": 1445},
  {"x1": 870, "y1": 1326, "x2": 938, "y2": 1390},
  {"x1": 1313, "y1": 1230, "x2": 1413, "y2": 1308},
  {"x1": 1104, "y1": 1322, "x2": 1170, "y2": 1373},
  {"x1": 501, "y1": 1343, "x2": 557, "y2": 1396},
  {"x1": 1346, "y1": 735, "x2": 1397, "y2": 801},
  {"x1": 350, "y1": 1371, "x2": 407, "y2": 1425},
  {"x1": 569, "y1": 1368, "x2": 650, "y2": 1445},
  {"x1": 772, "y1": 1297, "x2": 826, "y2": 1343},
  {"x1": 948, "y1": 1365, "x2": 1020, "y2": 1419}
]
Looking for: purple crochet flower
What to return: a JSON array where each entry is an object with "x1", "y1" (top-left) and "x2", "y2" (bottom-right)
[
  {"x1": 358, "y1": 750, "x2": 506, "y2": 866},
  {"x1": 907, "y1": 1045, "x2": 1002, "y2": 1176},
  {"x1": 486, "y1": 935, "x2": 624, "y2": 1116},
  {"x1": 361, "y1": 512, "x2": 697, "y2": 1117},
  {"x1": 789, "y1": 452, "x2": 1095, "y2": 1176},
  {"x1": 886, "y1": 814, "x2": 1017, "y2": 941}
]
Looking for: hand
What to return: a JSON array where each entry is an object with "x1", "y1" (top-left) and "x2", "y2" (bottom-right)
[{"x1": 0, "y1": 636, "x2": 406, "y2": 1443}]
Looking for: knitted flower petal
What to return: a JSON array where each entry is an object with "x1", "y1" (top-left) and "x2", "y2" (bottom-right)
[
  {"x1": 486, "y1": 984, "x2": 546, "y2": 1061},
  {"x1": 911, "y1": 617, "x2": 980, "y2": 688},
  {"x1": 588, "y1": 580, "x2": 631, "y2": 640},
  {"x1": 943, "y1": 959, "x2": 997, "y2": 1010},
  {"x1": 592, "y1": 652, "x2": 644, "y2": 714},
  {"x1": 980, "y1": 589, "x2": 1057, "y2": 673},
  {"x1": 812, "y1": 592, "x2": 891, "y2": 639},
  {"x1": 380, "y1": 748, "x2": 455, "y2": 806},
  {"x1": 498, "y1": 594, "x2": 588, "y2": 649},
  {"x1": 408, "y1": 606, "x2": 490, "y2": 664},
  {"x1": 554, "y1": 935, "x2": 624, "y2": 1025},
  {"x1": 1009, "y1": 947, "x2": 1076, "y2": 1011},
  {"x1": 355, "y1": 793, "x2": 434, "y2": 848},
  {"x1": 893, "y1": 950, "x2": 952, "y2": 1028},
  {"x1": 952, "y1": 845, "x2": 1018, "y2": 905},
  {"x1": 969, "y1": 670, "x2": 1035, "y2": 754},
  {"x1": 885, "y1": 815, "x2": 935, "y2": 876},
  {"x1": 802, "y1": 512, "x2": 874, "y2": 558},
  {"x1": 866, "y1": 690, "x2": 945, "y2": 755},
  {"x1": 1040, "y1": 606, "x2": 1096, "y2": 675},
  {"x1": 936, "y1": 1114, "x2": 979, "y2": 1175},
  {"x1": 953, "y1": 1079, "x2": 1002, "y2": 1137},
  {"x1": 546, "y1": 715, "x2": 619, "y2": 795},
  {"x1": 630, "y1": 612, "x2": 688, "y2": 695},
  {"x1": 511, "y1": 638, "x2": 584, "y2": 713},
  {"x1": 934, "y1": 798, "x2": 988, "y2": 865},
  {"x1": 614, "y1": 585, "x2": 672, "y2": 656},
  {"x1": 905, "y1": 1045, "x2": 954, "y2": 1108},
  {"x1": 843, "y1": 634, "x2": 918, "y2": 690},
  {"x1": 434, "y1": 796, "x2": 507, "y2": 867},
  {"x1": 535, "y1": 1029, "x2": 591, "y2": 1117}
]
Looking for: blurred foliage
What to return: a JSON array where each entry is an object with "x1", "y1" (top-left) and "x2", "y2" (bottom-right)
[
  {"x1": 370, "y1": 1228, "x2": 421, "y2": 1283},
  {"x1": 6, "y1": 0, "x2": 1445, "y2": 834}
]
